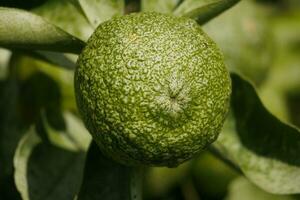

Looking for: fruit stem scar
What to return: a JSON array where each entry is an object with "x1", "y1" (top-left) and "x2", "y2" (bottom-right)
[{"x1": 155, "y1": 76, "x2": 191, "y2": 120}]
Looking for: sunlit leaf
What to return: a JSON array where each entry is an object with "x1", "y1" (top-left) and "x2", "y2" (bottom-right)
[
  {"x1": 141, "y1": 0, "x2": 180, "y2": 13},
  {"x1": 226, "y1": 177, "x2": 295, "y2": 200},
  {"x1": 14, "y1": 127, "x2": 41, "y2": 200},
  {"x1": 78, "y1": 142, "x2": 143, "y2": 200},
  {"x1": 14, "y1": 126, "x2": 86, "y2": 200},
  {"x1": 0, "y1": 7, "x2": 85, "y2": 53},
  {"x1": 42, "y1": 111, "x2": 91, "y2": 152},
  {"x1": 33, "y1": 0, "x2": 94, "y2": 42},
  {"x1": 174, "y1": 0, "x2": 240, "y2": 25},
  {"x1": 73, "y1": 0, "x2": 125, "y2": 28},
  {"x1": 213, "y1": 73, "x2": 300, "y2": 194},
  {"x1": 0, "y1": 48, "x2": 11, "y2": 79}
]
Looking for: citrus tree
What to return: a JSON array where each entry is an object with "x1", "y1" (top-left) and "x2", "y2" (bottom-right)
[{"x1": 0, "y1": 0, "x2": 300, "y2": 199}]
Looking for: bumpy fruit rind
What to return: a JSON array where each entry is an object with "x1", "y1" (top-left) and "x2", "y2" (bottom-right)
[{"x1": 75, "y1": 12, "x2": 231, "y2": 167}]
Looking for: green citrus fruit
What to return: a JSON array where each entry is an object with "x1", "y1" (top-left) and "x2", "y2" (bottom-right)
[{"x1": 75, "y1": 12, "x2": 231, "y2": 167}]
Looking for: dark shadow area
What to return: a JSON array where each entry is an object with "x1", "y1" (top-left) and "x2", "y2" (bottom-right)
[
  {"x1": 0, "y1": 175, "x2": 21, "y2": 200},
  {"x1": 287, "y1": 92, "x2": 300, "y2": 127},
  {"x1": 27, "y1": 142, "x2": 85, "y2": 200},
  {"x1": 0, "y1": 0, "x2": 48, "y2": 10},
  {"x1": 125, "y1": 0, "x2": 140, "y2": 14},
  {"x1": 231, "y1": 73, "x2": 300, "y2": 167},
  {"x1": 0, "y1": 79, "x2": 23, "y2": 200},
  {"x1": 78, "y1": 142, "x2": 134, "y2": 200},
  {"x1": 19, "y1": 72, "x2": 65, "y2": 130}
]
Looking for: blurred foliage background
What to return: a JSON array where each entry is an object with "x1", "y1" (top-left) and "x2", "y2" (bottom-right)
[{"x1": 0, "y1": 0, "x2": 299, "y2": 199}]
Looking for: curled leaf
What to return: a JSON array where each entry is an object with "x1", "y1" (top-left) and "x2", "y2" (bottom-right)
[
  {"x1": 213, "y1": 73, "x2": 300, "y2": 194},
  {"x1": 14, "y1": 126, "x2": 86, "y2": 200},
  {"x1": 42, "y1": 111, "x2": 91, "y2": 152},
  {"x1": 14, "y1": 127, "x2": 41, "y2": 200}
]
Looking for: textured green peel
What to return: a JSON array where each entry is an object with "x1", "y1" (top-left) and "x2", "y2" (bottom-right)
[{"x1": 75, "y1": 12, "x2": 231, "y2": 167}]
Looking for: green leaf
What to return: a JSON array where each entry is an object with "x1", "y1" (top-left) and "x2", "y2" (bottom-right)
[
  {"x1": 17, "y1": 50, "x2": 76, "y2": 70},
  {"x1": 42, "y1": 111, "x2": 91, "y2": 152},
  {"x1": 33, "y1": 0, "x2": 94, "y2": 42},
  {"x1": 14, "y1": 126, "x2": 86, "y2": 200},
  {"x1": 78, "y1": 142, "x2": 143, "y2": 200},
  {"x1": 73, "y1": 0, "x2": 125, "y2": 28},
  {"x1": 213, "y1": 73, "x2": 300, "y2": 194},
  {"x1": 226, "y1": 177, "x2": 295, "y2": 200},
  {"x1": 0, "y1": 7, "x2": 85, "y2": 53},
  {"x1": 141, "y1": 0, "x2": 181, "y2": 13},
  {"x1": 13, "y1": 53, "x2": 77, "y2": 124},
  {"x1": 35, "y1": 51, "x2": 76, "y2": 70},
  {"x1": 14, "y1": 127, "x2": 41, "y2": 200},
  {"x1": 0, "y1": 48, "x2": 11, "y2": 79},
  {"x1": 174, "y1": 0, "x2": 240, "y2": 25},
  {"x1": 0, "y1": 74, "x2": 23, "y2": 200},
  {"x1": 31, "y1": 0, "x2": 95, "y2": 69}
]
